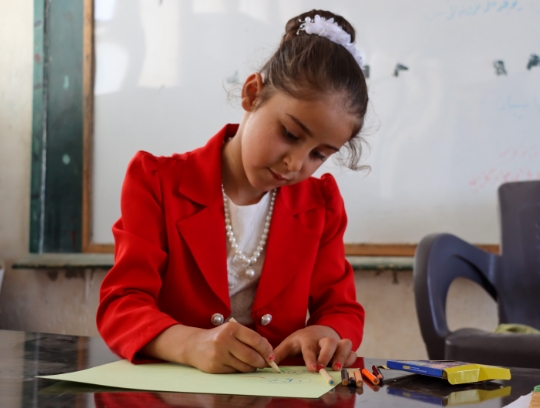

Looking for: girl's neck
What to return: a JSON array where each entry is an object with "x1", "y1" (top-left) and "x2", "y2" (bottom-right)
[{"x1": 221, "y1": 128, "x2": 266, "y2": 206}]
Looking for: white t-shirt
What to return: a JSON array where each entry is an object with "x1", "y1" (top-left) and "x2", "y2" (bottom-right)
[{"x1": 224, "y1": 192, "x2": 271, "y2": 325}]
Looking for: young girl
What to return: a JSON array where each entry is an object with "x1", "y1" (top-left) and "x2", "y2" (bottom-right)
[{"x1": 97, "y1": 9, "x2": 368, "y2": 375}]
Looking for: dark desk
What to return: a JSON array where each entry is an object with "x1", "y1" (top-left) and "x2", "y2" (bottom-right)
[{"x1": 1, "y1": 329, "x2": 538, "y2": 407}]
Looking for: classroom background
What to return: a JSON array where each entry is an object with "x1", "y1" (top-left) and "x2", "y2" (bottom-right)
[{"x1": 2, "y1": 0, "x2": 539, "y2": 360}]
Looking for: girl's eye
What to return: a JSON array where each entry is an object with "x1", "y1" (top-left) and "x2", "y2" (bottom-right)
[
  {"x1": 282, "y1": 127, "x2": 325, "y2": 161},
  {"x1": 311, "y1": 150, "x2": 326, "y2": 161},
  {"x1": 283, "y1": 128, "x2": 299, "y2": 141}
]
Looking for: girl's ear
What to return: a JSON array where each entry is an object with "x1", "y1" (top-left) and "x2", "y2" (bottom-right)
[{"x1": 241, "y1": 73, "x2": 264, "y2": 112}]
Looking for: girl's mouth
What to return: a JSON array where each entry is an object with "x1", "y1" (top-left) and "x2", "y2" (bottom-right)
[{"x1": 268, "y1": 168, "x2": 288, "y2": 182}]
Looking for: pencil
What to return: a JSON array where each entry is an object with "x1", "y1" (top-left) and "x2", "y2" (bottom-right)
[
  {"x1": 319, "y1": 368, "x2": 335, "y2": 385},
  {"x1": 229, "y1": 318, "x2": 281, "y2": 373},
  {"x1": 361, "y1": 367, "x2": 380, "y2": 385},
  {"x1": 353, "y1": 369, "x2": 363, "y2": 387},
  {"x1": 267, "y1": 360, "x2": 281, "y2": 374}
]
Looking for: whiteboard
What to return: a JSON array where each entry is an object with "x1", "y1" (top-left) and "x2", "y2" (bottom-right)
[{"x1": 92, "y1": 0, "x2": 540, "y2": 245}]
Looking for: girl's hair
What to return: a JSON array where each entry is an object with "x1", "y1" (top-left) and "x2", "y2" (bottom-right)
[{"x1": 258, "y1": 9, "x2": 369, "y2": 171}]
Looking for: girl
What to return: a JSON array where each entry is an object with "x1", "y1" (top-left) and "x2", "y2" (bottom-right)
[{"x1": 97, "y1": 9, "x2": 368, "y2": 375}]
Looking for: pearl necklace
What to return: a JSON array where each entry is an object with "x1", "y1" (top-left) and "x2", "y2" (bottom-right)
[{"x1": 222, "y1": 185, "x2": 277, "y2": 278}]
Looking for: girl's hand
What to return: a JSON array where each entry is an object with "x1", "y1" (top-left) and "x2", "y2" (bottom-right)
[
  {"x1": 141, "y1": 321, "x2": 274, "y2": 374},
  {"x1": 272, "y1": 325, "x2": 357, "y2": 372}
]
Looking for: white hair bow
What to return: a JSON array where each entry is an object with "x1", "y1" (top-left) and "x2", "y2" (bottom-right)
[{"x1": 298, "y1": 15, "x2": 364, "y2": 68}]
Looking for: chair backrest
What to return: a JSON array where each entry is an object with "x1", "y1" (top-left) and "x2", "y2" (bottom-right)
[{"x1": 496, "y1": 180, "x2": 540, "y2": 329}]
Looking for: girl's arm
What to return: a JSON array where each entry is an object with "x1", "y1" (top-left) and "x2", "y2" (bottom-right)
[
  {"x1": 97, "y1": 152, "x2": 273, "y2": 372},
  {"x1": 97, "y1": 152, "x2": 179, "y2": 362}
]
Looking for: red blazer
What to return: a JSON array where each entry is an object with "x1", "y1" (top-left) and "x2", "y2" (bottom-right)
[{"x1": 97, "y1": 124, "x2": 365, "y2": 362}]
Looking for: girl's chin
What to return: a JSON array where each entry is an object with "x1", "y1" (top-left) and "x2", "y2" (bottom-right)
[
  {"x1": 247, "y1": 178, "x2": 278, "y2": 193},
  {"x1": 243, "y1": 172, "x2": 273, "y2": 191}
]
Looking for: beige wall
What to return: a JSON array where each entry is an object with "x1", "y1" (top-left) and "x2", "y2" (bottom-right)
[
  {"x1": 0, "y1": 2, "x2": 32, "y2": 262},
  {"x1": 0, "y1": 0, "x2": 102, "y2": 336},
  {"x1": 0, "y1": 0, "x2": 33, "y2": 325},
  {"x1": 0, "y1": 0, "x2": 498, "y2": 359},
  {"x1": 0, "y1": 0, "x2": 106, "y2": 337}
]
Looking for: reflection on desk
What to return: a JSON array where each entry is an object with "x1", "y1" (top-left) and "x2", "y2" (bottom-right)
[
  {"x1": 1, "y1": 329, "x2": 540, "y2": 408},
  {"x1": 386, "y1": 374, "x2": 511, "y2": 406}
]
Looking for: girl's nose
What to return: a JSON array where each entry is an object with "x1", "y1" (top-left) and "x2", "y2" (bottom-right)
[{"x1": 284, "y1": 151, "x2": 304, "y2": 173}]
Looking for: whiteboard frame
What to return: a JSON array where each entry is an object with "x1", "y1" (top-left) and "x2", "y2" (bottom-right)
[{"x1": 83, "y1": 0, "x2": 112, "y2": 253}]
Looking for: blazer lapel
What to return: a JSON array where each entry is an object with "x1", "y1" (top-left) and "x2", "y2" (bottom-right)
[
  {"x1": 176, "y1": 198, "x2": 230, "y2": 310},
  {"x1": 175, "y1": 125, "x2": 239, "y2": 311},
  {"x1": 253, "y1": 182, "x2": 325, "y2": 312}
]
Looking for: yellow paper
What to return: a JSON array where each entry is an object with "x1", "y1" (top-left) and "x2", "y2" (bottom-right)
[{"x1": 39, "y1": 360, "x2": 341, "y2": 399}]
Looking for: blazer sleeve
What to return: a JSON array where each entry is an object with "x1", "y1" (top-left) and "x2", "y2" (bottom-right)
[
  {"x1": 96, "y1": 151, "x2": 179, "y2": 362},
  {"x1": 306, "y1": 173, "x2": 365, "y2": 350}
]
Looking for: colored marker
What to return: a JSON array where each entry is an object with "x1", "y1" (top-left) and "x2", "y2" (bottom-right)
[
  {"x1": 348, "y1": 374, "x2": 356, "y2": 386},
  {"x1": 361, "y1": 368, "x2": 380, "y2": 385},
  {"x1": 341, "y1": 369, "x2": 349, "y2": 386},
  {"x1": 372, "y1": 365, "x2": 384, "y2": 382}
]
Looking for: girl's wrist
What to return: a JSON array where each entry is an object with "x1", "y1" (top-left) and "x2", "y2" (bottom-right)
[{"x1": 141, "y1": 324, "x2": 203, "y2": 365}]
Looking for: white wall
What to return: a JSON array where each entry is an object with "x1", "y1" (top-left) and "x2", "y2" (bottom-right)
[{"x1": 0, "y1": 0, "x2": 498, "y2": 360}]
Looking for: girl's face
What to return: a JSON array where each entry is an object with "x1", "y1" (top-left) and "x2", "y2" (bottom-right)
[{"x1": 239, "y1": 80, "x2": 358, "y2": 193}]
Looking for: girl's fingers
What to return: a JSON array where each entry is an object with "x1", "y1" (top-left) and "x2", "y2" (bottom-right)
[
  {"x1": 273, "y1": 335, "x2": 297, "y2": 365},
  {"x1": 193, "y1": 323, "x2": 275, "y2": 373},
  {"x1": 329, "y1": 339, "x2": 353, "y2": 371},
  {"x1": 197, "y1": 350, "x2": 252, "y2": 374},
  {"x1": 223, "y1": 350, "x2": 260, "y2": 373},
  {"x1": 211, "y1": 362, "x2": 243, "y2": 374},
  {"x1": 315, "y1": 337, "x2": 338, "y2": 371},
  {"x1": 229, "y1": 322, "x2": 273, "y2": 368},
  {"x1": 300, "y1": 342, "x2": 319, "y2": 372},
  {"x1": 228, "y1": 344, "x2": 267, "y2": 370},
  {"x1": 344, "y1": 350, "x2": 357, "y2": 367}
]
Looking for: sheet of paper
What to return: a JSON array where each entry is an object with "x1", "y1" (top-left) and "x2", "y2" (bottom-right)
[
  {"x1": 39, "y1": 360, "x2": 342, "y2": 399},
  {"x1": 503, "y1": 392, "x2": 532, "y2": 408}
]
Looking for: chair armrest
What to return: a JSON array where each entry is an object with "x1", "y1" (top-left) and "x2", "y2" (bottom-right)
[{"x1": 414, "y1": 233, "x2": 498, "y2": 359}]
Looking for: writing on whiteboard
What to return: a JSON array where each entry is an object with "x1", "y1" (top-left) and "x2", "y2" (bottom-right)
[
  {"x1": 425, "y1": 0, "x2": 523, "y2": 22},
  {"x1": 468, "y1": 148, "x2": 540, "y2": 192}
]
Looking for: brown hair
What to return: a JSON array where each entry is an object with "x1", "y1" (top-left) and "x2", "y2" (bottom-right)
[{"x1": 258, "y1": 10, "x2": 369, "y2": 171}]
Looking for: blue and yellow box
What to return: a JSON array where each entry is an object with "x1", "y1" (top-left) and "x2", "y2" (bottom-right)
[{"x1": 386, "y1": 360, "x2": 511, "y2": 385}]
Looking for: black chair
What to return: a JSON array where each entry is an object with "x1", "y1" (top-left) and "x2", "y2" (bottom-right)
[{"x1": 414, "y1": 180, "x2": 540, "y2": 369}]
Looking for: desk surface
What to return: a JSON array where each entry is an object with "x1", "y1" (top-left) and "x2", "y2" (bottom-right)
[{"x1": 0, "y1": 329, "x2": 538, "y2": 408}]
